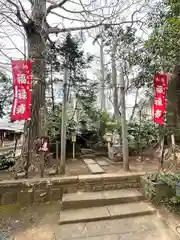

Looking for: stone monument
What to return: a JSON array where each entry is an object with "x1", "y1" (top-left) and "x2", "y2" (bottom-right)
[{"x1": 111, "y1": 130, "x2": 123, "y2": 162}]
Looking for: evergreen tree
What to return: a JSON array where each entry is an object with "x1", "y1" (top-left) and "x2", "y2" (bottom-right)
[
  {"x1": 45, "y1": 34, "x2": 98, "y2": 173},
  {"x1": 145, "y1": 0, "x2": 180, "y2": 128},
  {"x1": 59, "y1": 33, "x2": 97, "y2": 105},
  {"x1": 47, "y1": 33, "x2": 98, "y2": 134},
  {"x1": 0, "y1": 72, "x2": 13, "y2": 118}
]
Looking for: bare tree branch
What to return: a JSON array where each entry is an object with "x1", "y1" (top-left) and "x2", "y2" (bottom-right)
[
  {"x1": 50, "y1": 11, "x2": 95, "y2": 23},
  {"x1": 5, "y1": 0, "x2": 27, "y2": 26},
  {"x1": 0, "y1": 47, "x2": 12, "y2": 61},
  {"x1": 0, "y1": 12, "x2": 23, "y2": 27},
  {"x1": 1, "y1": 26, "x2": 25, "y2": 57},
  {"x1": 27, "y1": 0, "x2": 33, "y2": 4},
  {"x1": 60, "y1": 4, "x2": 114, "y2": 17},
  {"x1": 46, "y1": 0, "x2": 68, "y2": 15},
  {"x1": 48, "y1": 20, "x2": 144, "y2": 34},
  {"x1": 17, "y1": 0, "x2": 31, "y2": 21}
]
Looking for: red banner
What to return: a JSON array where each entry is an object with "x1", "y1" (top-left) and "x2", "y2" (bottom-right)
[
  {"x1": 153, "y1": 74, "x2": 168, "y2": 125},
  {"x1": 10, "y1": 60, "x2": 32, "y2": 121}
]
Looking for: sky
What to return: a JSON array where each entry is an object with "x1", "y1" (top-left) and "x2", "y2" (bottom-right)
[{"x1": 0, "y1": 0, "x2": 153, "y2": 124}]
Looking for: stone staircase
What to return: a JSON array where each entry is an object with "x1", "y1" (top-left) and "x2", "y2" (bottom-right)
[{"x1": 59, "y1": 188, "x2": 155, "y2": 224}]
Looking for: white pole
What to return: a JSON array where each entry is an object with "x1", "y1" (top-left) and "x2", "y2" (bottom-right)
[
  {"x1": 119, "y1": 66, "x2": 129, "y2": 171},
  {"x1": 60, "y1": 67, "x2": 68, "y2": 174}
]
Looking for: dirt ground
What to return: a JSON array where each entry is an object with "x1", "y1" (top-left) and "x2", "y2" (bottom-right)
[
  {"x1": 0, "y1": 202, "x2": 61, "y2": 239},
  {"x1": 0, "y1": 158, "x2": 89, "y2": 181},
  {"x1": 0, "y1": 154, "x2": 179, "y2": 181}
]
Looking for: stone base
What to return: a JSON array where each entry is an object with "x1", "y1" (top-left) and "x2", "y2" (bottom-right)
[{"x1": 0, "y1": 172, "x2": 144, "y2": 206}]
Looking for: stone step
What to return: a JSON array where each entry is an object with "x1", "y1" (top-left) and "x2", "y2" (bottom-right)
[
  {"x1": 62, "y1": 189, "x2": 144, "y2": 209},
  {"x1": 59, "y1": 201, "x2": 155, "y2": 225},
  {"x1": 81, "y1": 154, "x2": 95, "y2": 159},
  {"x1": 83, "y1": 159, "x2": 96, "y2": 164},
  {"x1": 96, "y1": 159, "x2": 110, "y2": 166},
  {"x1": 83, "y1": 158, "x2": 105, "y2": 174},
  {"x1": 87, "y1": 163, "x2": 105, "y2": 174}
]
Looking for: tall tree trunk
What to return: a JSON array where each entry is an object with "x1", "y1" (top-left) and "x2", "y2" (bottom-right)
[
  {"x1": 12, "y1": 0, "x2": 47, "y2": 175},
  {"x1": 50, "y1": 64, "x2": 55, "y2": 113},
  {"x1": 100, "y1": 41, "x2": 106, "y2": 111},
  {"x1": 60, "y1": 67, "x2": 68, "y2": 174},
  {"x1": 28, "y1": 33, "x2": 46, "y2": 137},
  {"x1": 111, "y1": 46, "x2": 119, "y2": 119},
  {"x1": 129, "y1": 88, "x2": 139, "y2": 121},
  {"x1": 24, "y1": 0, "x2": 46, "y2": 161}
]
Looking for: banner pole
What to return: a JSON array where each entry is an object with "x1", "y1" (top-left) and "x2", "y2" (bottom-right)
[
  {"x1": 153, "y1": 73, "x2": 168, "y2": 170},
  {"x1": 160, "y1": 73, "x2": 168, "y2": 170},
  {"x1": 25, "y1": 119, "x2": 31, "y2": 178}
]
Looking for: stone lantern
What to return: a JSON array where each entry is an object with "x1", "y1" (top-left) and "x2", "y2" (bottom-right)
[{"x1": 104, "y1": 132, "x2": 113, "y2": 159}]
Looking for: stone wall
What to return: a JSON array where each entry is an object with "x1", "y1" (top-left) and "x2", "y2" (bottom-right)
[
  {"x1": 140, "y1": 176, "x2": 175, "y2": 204},
  {"x1": 0, "y1": 172, "x2": 144, "y2": 206}
]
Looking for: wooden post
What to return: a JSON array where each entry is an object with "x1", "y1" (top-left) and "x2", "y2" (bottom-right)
[
  {"x1": 139, "y1": 109, "x2": 144, "y2": 162},
  {"x1": 25, "y1": 120, "x2": 31, "y2": 179},
  {"x1": 100, "y1": 40, "x2": 106, "y2": 111},
  {"x1": 171, "y1": 134, "x2": 177, "y2": 171},
  {"x1": 71, "y1": 132, "x2": 76, "y2": 161},
  {"x1": 159, "y1": 136, "x2": 165, "y2": 170},
  {"x1": 56, "y1": 141, "x2": 59, "y2": 173},
  {"x1": 0, "y1": 131, "x2": 4, "y2": 147},
  {"x1": 119, "y1": 67, "x2": 129, "y2": 171},
  {"x1": 40, "y1": 151, "x2": 45, "y2": 178},
  {"x1": 73, "y1": 142, "x2": 75, "y2": 160},
  {"x1": 107, "y1": 142, "x2": 111, "y2": 159},
  {"x1": 39, "y1": 106, "x2": 48, "y2": 177},
  {"x1": 13, "y1": 135, "x2": 18, "y2": 160}
]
